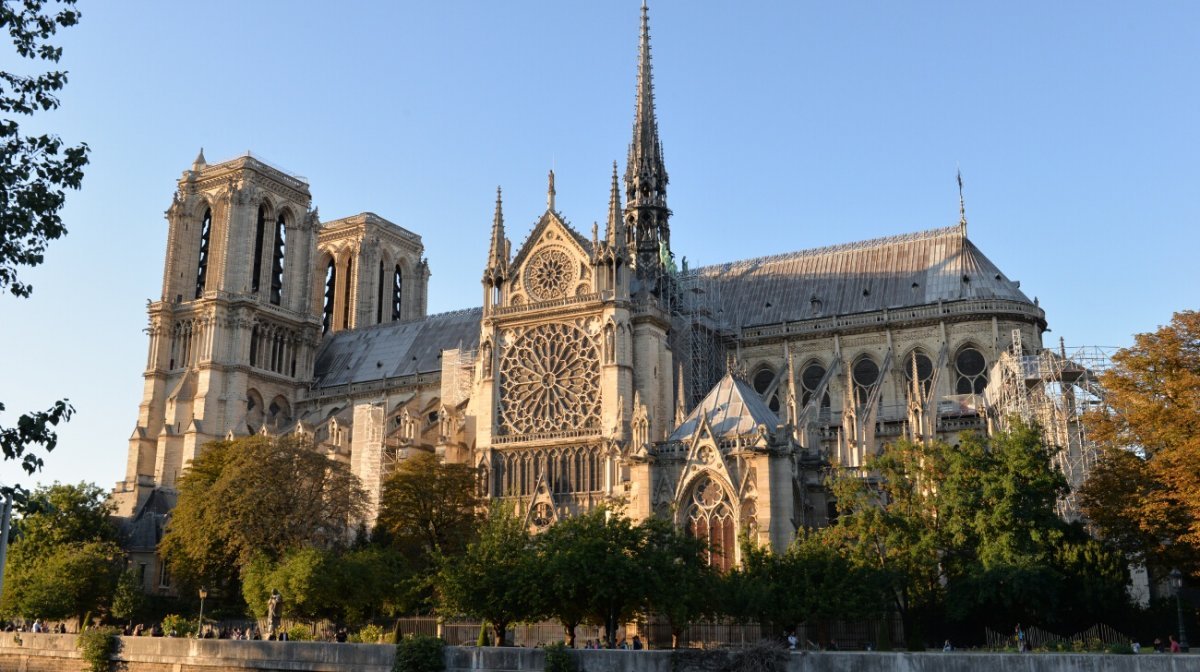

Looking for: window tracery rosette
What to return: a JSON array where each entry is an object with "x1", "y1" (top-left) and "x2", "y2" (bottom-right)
[
  {"x1": 497, "y1": 322, "x2": 602, "y2": 438},
  {"x1": 523, "y1": 247, "x2": 578, "y2": 302}
]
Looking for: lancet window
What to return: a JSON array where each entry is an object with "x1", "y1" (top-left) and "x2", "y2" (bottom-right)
[
  {"x1": 252, "y1": 205, "x2": 266, "y2": 293},
  {"x1": 495, "y1": 445, "x2": 603, "y2": 498},
  {"x1": 269, "y1": 213, "x2": 286, "y2": 306},
  {"x1": 687, "y1": 475, "x2": 736, "y2": 572},
  {"x1": 392, "y1": 265, "x2": 403, "y2": 321},
  {"x1": 322, "y1": 259, "x2": 336, "y2": 334},
  {"x1": 194, "y1": 208, "x2": 212, "y2": 299},
  {"x1": 248, "y1": 320, "x2": 299, "y2": 376}
]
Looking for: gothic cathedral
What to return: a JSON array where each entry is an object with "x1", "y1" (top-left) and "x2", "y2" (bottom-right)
[{"x1": 114, "y1": 4, "x2": 1046, "y2": 581}]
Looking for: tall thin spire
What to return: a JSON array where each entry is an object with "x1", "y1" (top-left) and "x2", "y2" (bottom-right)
[
  {"x1": 957, "y1": 168, "x2": 968, "y2": 237},
  {"x1": 625, "y1": 1, "x2": 670, "y2": 288},
  {"x1": 606, "y1": 161, "x2": 623, "y2": 244},
  {"x1": 547, "y1": 169, "x2": 556, "y2": 212},
  {"x1": 488, "y1": 186, "x2": 507, "y2": 270}
]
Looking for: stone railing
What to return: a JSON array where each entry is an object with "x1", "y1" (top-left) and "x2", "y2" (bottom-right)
[
  {"x1": 738, "y1": 299, "x2": 1046, "y2": 342},
  {"x1": 1, "y1": 634, "x2": 1193, "y2": 672}
]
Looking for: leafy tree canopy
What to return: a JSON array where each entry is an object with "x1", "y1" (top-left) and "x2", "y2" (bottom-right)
[
  {"x1": 0, "y1": 0, "x2": 89, "y2": 494},
  {"x1": 0, "y1": 482, "x2": 121, "y2": 622},
  {"x1": 1082, "y1": 310, "x2": 1200, "y2": 578},
  {"x1": 158, "y1": 435, "x2": 367, "y2": 595}
]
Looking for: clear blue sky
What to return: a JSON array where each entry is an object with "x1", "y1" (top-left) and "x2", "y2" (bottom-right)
[{"x1": 1, "y1": 1, "x2": 1197, "y2": 491}]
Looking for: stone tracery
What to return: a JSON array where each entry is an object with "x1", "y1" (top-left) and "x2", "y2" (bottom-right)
[{"x1": 498, "y1": 322, "x2": 601, "y2": 437}]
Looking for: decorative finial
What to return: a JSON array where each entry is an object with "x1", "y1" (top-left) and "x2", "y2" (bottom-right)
[
  {"x1": 547, "y1": 169, "x2": 556, "y2": 211},
  {"x1": 192, "y1": 147, "x2": 207, "y2": 171},
  {"x1": 957, "y1": 167, "x2": 968, "y2": 237}
]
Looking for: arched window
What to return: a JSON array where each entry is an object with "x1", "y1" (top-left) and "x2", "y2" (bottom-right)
[
  {"x1": 392, "y1": 265, "x2": 403, "y2": 321},
  {"x1": 195, "y1": 208, "x2": 212, "y2": 299},
  {"x1": 246, "y1": 389, "x2": 264, "y2": 430},
  {"x1": 800, "y1": 360, "x2": 831, "y2": 410},
  {"x1": 342, "y1": 257, "x2": 354, "y2": 329},
  {"x1": 376, "y1": 260, "x2": 386, "y2": 324},
  {"x1": 252, "y1": 205, "x2": 266, "y2": 293},
  {"x1": 904, "y1": 350, "x2": 935, "y2": 397},
  {"x1": 750, "y1": 366, "x2": 782, "y2": 413},
  {"x1": 322, "y1": 259, "x2": 336, "y2": 334},
  {"x1": 852, "y1": 356, "x2": 880, "y2": 406},
  {"x1": 955, "y1": 346, "x2": 988, "y2": 394},
  {"x1": 687, "y1": 475, "x2": 736, "y2": 572},
  {"x1": 270, "y1": 213, "x2": 286, "y2": 306},
  {"x1": 249, "y1": 325, "x2": 259, "y2": 366}
]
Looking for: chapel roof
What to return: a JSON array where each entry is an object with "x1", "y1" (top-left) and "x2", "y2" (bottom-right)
[
  {"x1": 312, "y1": 308, "x2": 481, "y2": 388},
  {"x1": 668, "y1": 372, "x2": 781, "y2": 443},
  {"x1": 689, "y1": 225, "x2": 1033, "y2": 329}
]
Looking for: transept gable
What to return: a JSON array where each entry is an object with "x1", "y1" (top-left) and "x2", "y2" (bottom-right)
[
  {"x1": 506, "y1": 211, "x2": 595, "y2": 306},
  {"x1": 673, "y1": 416, "x2": 736, "y2": 505}
]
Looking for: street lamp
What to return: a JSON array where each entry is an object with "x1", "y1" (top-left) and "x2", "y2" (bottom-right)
[
  {"x1": 1169, "y1": 569, "x2": 1189, "y2": 653},
  {"x1": 198, "y1": 587, "x2": 208, "y2": 638}
]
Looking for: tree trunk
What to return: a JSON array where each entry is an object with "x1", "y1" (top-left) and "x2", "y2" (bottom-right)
[
  {"x1": 564, "y1": 623, "x2": 577, "y2": 648},
  {"x1": 493, "y1": 622, "x2": 508, "y2": 647},
  {"x1": 605, "y1": 615, "x2": 618, "y2": 648}
]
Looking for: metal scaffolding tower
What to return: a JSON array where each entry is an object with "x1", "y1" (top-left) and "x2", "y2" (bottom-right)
[
  {"x1": 669, "y1": 270, "x2": 729, "y2": 412},
  {"x1": 984, "y1": 331, "x2": 1113, "y2": 520}
]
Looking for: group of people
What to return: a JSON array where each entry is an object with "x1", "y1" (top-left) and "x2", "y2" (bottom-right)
[
  {"x1": 1150, "y1": 636, "x2": 1184, "y2": 653},
  {"x1": 2, "y1": 620, "x2": 67, "y2": 634},
  {"x1": 579, "y1": 636, "x2": 642, "y2": 649}
]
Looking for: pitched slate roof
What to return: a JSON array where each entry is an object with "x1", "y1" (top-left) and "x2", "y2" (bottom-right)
[
  {"x1": 312, "y1": 308, "x2": 481, "y2": 388},
  {"x1": 669, "y1": 372, "x2": 781, "y2": 443},
  {"x1": 690, "y1": 226, "x2": 1032, "y2": 329}
]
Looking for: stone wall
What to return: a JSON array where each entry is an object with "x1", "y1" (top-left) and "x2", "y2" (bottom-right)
[{"x1": 0, "y1": 633, "x2": 1193, "y2": 672}]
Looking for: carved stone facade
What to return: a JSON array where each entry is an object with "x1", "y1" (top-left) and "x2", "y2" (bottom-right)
[{"x1": 114, "y1": 5, "x2": 1047, "y2": 583}]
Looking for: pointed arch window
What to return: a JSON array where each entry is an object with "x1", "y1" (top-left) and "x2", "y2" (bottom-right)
[
  {"x1": 252, "y1": 206, "x2": 266, "y2": 293},
  {"x1": 249, "y1": 325, "x2": 259, "y2": 366},
  {"x1": 342, "y1": 257, "x2": 354, "y2": 329},
  {"x1": 800, "y1": 361, "x2": 831, "y2": 411},
  {"x1": 904, "y1": 350, "x2": 935, "y2": 397},
  {"x1": 954, "y1": 346, "x2": 988, "y2": 394},
  {"x1": 852, "y1": 356, "x2": 880, "y2": 406},
  {"x1": 194, "y1": 208, "x2": 212, "y2": 299},
  {"x1": 270, "y1": 214, "x2": 286, "y2": 306},
  {"x1": 376, "y1": 260, "x2": 386, "y2": 324},
  {"x1": 687, "y1": 475, "x2": 736, "y2": 572},
  {"x1": 322, "y1": 260, "x2": 336, "y2": 334},
  {"x1": 750, "y1": 366, "x2": 782, "y2": 413},
  {"x1": 392, "y1": 265, "x2": 403, "y2": 321}
]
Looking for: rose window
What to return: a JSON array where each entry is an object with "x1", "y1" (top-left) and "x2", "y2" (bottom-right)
[
  {"x1": 524, "y1": 248, "x2": 577, "y2": 302},
  {"x1": 498, "y1": 323, "x2": 601, "y2": 436}
]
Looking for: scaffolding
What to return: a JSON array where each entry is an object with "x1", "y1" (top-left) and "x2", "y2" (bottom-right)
[
  {"x1": 984, "y1": 331, "x2": 1114, "y2": 520},
  {"x1": 669, "y1": 270, "x2": 730, "y2": 412}
]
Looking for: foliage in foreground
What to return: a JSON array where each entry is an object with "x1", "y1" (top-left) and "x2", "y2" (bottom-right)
[
  {"x1": 0, "y1": 0, "x2": 89, "y2": 492},
  {"x1": 394, "y1": 634, "x2": 445, "y2": 672},
  {"x1": 159, "y1": 435, "x2": 368, "y2": 594},
  {"x1": 0, "y1": 483, "x2": 122, "y2": 622},
  {"x1": 76, "y1": 626, "x2": 120, "y2": 672}
]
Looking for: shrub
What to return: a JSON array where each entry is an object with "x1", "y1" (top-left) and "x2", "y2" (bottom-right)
[
  {"x1": 1107, "y1": 642, "x2": 1133, "y2": 655},
  {"x1": 286, "y1": 624, "x2": 314, "y2": 641},
  {"x1": 394, "y1": 634, "x2": 446, "y2": 672},
  {"x1": 544, "y1": 642, "x2": 576, "y2": 672},
  {"x1": 351, "y1": 624, "x2": 386, "y2": 644},
  {"x1": 159, "y1": 614, "x2": 195, "y2": 638},
  {"x1": 727, "y1": 641, "x2": 789, "y2": 672},
  {"x1": 77, "y1": 627, "x2": 121, "y2": 672}
]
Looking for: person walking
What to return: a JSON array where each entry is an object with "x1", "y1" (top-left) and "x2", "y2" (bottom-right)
[{"x1": 1014, "y1": 624, "x2": 1027, "y2": 652}]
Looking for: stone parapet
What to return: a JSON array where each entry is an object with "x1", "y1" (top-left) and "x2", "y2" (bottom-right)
[{"x1": 0, "y1": 634, "x2": 1194, "y2": 672}]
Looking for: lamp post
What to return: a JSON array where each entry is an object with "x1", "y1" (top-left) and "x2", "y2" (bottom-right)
[
  {"x1": 1169, "y1": 569, "x2": 1189, "y2": 653},
  {"x1": 198, "y1": 587, "x2": 208, "y2": 638}
]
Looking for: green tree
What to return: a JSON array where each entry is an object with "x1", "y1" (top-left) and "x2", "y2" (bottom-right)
[
  {"x1": 438, "y1": 504, "x2": 541, "y2": 646},
  {"x1": 0, "y1": 0, "x2": 89, "y2": 489},
  {"x1": 375, "y1": 452, "x2": 481, "y2": 610},
  {"x1": 242, "y1": 546, "x2": 405, "y2": 626},
  {"x1": 1081, "y1": 310, "x2": 1200, "y2": 578},
  {"x1": 568, "y1": 508, "x2": 646, "y2": 648},
  {"x1": 638, "y1": 516, "x2": 717, "y2": 648},
  {"x1": 159, "y1": 435, "x2": 367, "y2": 596},
  {"x1": 110, "y1": 568, "x2": 146, "y2": 626},
  {"x1": 0, "y1": 483, "x2": 121, "y2": 623}
]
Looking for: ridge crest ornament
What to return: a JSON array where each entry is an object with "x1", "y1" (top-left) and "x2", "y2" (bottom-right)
[
  {"x1": 524, "y1": 247, "x2": 577, "y2": 302},
  {"x1": 498, "y1": 323, "x2": 601, "y2": 436}
]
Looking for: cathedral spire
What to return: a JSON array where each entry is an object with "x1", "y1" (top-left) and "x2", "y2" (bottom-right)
[
  {"x1": 488, "y1": 186, "x2": 507, "y2": 271},
  {"x1": 625, "y1": 1, "x2": 671, "y2": 288},
  {"x1": 606, "y1": 161, "x2": 624, "y2": 246},
  {"x1": 957, "y1": 168, "x2": 968, "y2": 238}
]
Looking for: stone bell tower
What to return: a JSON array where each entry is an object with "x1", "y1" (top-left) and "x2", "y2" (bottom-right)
[{"x1": 113, "y1": 151, "x2": 322, "y2": 516}]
